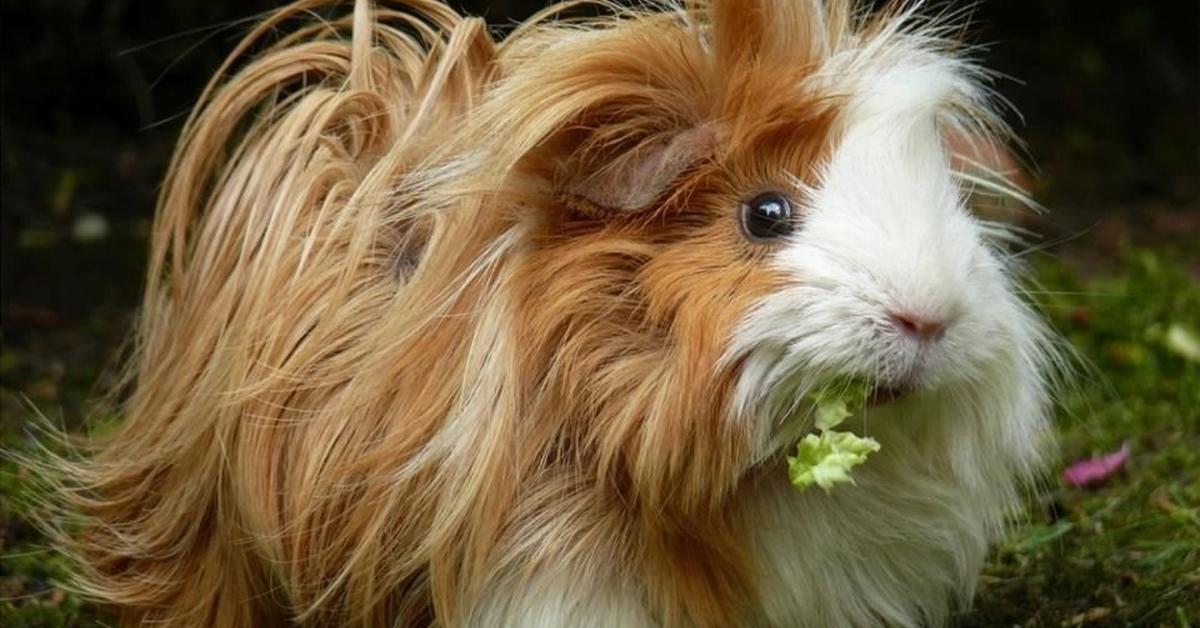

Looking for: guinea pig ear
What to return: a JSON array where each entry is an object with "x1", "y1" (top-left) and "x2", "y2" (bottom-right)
[
  {"x1": 559, "y1": 122, "x2": 724, "y2": 214},
  {"x1": 709, "y1": 0, "x2": 835, "y2": 72}
]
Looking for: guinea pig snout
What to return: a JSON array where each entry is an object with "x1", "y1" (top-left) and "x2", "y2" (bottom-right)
[
  {"x1": 888, "y1": 310, "x2": 949, "y2": 343},
  {"x1": 876, "y1": 277, "x2": 963, "y2": 338},
  {"x1": 871, "y1": 296, "x2": 966, "y2": 388}
]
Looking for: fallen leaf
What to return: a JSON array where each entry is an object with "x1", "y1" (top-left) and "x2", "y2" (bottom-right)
[
  {"x1": 72, "y1": 211, "x2": 110, "y2": 242},
  {"x1": 1068, "y1": 306, "x2": 1093, "y2": 327},
  {"x1": 1165, "y1": 323, "x2": 1200, "y2": 362},
  {"x1": 1062, "y1": 442, "x2": 1131, "y2": 488},
  {"x1": 1061, "y1": 607, "x2": 1111, "y2": 626}
]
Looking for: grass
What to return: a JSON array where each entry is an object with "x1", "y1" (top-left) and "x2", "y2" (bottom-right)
[
  {"x1": 961, "y1": 245, "x2": 1200, "y2": 626},
  {"x1": 2, "y1": 244, "x2": 1198, "y2": 626}
]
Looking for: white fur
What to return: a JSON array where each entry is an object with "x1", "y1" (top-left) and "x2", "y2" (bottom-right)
[
  {"x1": 727, "y1": 53, "x2": 1055, "y2": 626},
  {"x1": 471, "y1": 571, "x2": 653, "y2": 628}
]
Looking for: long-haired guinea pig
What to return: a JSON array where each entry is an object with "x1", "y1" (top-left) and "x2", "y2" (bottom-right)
[{"x1": 47, "y1": 0, "x2": 1058, "y2": 625}]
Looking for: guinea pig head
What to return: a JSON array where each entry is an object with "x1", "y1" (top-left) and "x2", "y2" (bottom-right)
[{"x1": 487, "y1": 0, "x2": 1034, "y2": 514}]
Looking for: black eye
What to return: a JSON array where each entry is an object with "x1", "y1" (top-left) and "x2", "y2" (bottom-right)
[{"x1": 740, "y1": 192, "x2": 795, "y2": 241}]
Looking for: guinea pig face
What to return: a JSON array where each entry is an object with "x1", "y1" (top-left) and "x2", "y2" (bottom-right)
[
  {"x1": 722, "y1": 57, "x2": 1030, "y2": 455},
  {"x1": 511, "y1": 19, "x2": 1033, "y2": 505}
]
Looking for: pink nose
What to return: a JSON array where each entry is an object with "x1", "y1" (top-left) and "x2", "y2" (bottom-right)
[{"x1": 890, "y1": 311, "x2": 947, "y2": 342}]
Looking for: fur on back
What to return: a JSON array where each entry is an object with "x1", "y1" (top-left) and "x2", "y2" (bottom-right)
[{"x1": 45, "y1": 0, "x2": 1055, "y2": 626}]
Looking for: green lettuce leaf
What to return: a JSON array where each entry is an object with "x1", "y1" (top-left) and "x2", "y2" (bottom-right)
[
  {"x1": 810, "y1": 378, "x2": 872, "y2": 430},
  {"x1": 787, "y1": 431, "x2": 881, "y2": 492},
  {"x1": 788, "y1": 377, "x2": 880, "y2": 493}
]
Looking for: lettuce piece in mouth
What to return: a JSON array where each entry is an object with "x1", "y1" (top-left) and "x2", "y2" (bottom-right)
[
  {"x1": 787, "y1": 378, "x2": 880, "y2": 493},
  {"x1": 810, "y1": 378, "x2": 873, "y2": 430}
]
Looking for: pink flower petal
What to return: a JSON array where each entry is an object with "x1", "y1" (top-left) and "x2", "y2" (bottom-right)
[{"x1": 1062, "y1": 442, "x2": 1131, "y2": 488}]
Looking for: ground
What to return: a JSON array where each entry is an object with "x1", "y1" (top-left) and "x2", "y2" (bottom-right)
[{"x1": 2, "y1": 226, "x2": 1197, "y2": 625}]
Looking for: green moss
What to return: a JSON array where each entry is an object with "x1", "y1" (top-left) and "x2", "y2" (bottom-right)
[{"x1": 961, "y1": 245, "x2": 1200, "y2": 626}]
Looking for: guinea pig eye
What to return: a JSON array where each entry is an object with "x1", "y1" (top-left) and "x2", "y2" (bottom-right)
[{"x1": 740, "y1": 192, "x2": 795, "y2": 241}]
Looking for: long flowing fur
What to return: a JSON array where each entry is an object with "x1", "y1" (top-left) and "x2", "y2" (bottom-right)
[{"x1": 40, "y1": 1, "x2": 1054, "y2": 626}]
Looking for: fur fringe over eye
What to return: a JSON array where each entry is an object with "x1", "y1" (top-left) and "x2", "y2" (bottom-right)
[{"x1": 29, "y1": 1, "x2": 1053, "y2": 626}]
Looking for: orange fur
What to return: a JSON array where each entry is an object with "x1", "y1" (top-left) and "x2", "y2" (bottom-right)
[{"x1": 42, "y1": 1, "x2": 1024, "y2": 626}]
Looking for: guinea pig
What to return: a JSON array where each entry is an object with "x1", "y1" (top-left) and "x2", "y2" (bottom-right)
[{"x1": 49, "y1": 0, "x2": 1058, "y2": 626}]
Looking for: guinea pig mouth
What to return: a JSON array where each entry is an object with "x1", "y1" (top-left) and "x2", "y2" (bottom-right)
[{"x1": 867, "y1": 384, "x2": 910, "y2": 407}]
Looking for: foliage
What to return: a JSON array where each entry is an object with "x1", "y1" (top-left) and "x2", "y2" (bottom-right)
[{"x1": 2, "y1": 246, "x2": 1198, "y2": 625}]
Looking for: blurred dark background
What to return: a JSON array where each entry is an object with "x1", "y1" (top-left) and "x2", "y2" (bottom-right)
[{"x1": 0, "y1": 0, "x2": 1197, "y2": 415}]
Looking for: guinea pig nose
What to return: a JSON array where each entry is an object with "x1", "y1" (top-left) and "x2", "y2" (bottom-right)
[{"x1": 890, "y1": 311, "x2": 948, "y2": 342}]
